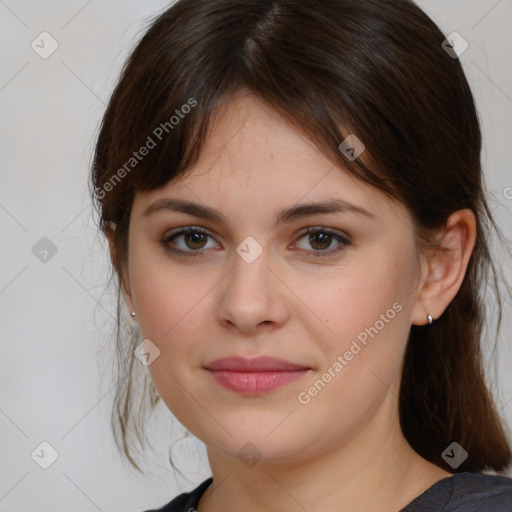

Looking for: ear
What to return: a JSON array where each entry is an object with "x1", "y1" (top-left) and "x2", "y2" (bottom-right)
[
  {"x1": 105, "y1": 224, "x2": 135, "y2": 314},
  {"x1": 411, "y1": 209, "x2": 476, "y2": 326}
]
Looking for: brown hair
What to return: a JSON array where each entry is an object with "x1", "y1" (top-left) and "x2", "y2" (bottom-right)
[{"x1": 91, "y1": 0, "x2": 511, "y2": 473}]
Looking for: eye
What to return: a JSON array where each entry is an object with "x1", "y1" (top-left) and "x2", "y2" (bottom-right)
[
  {"x1": 293, "y1": 227, "x2": 350, "y2": 256},
  {"x1": 161, "y1": 226, "x2": 351, "y2": 259},
  {"x1": 161, "y1": 227, "x2": 219, "y2": 257}
]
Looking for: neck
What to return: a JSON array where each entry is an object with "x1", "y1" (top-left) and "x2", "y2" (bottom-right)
[{"x1": 197, "y1": 392, "x2": 452, "y2": 512}]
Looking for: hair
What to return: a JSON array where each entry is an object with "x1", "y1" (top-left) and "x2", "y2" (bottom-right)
[{"x1": 90, "y1": 0, "x2": 511, "y2": 473}]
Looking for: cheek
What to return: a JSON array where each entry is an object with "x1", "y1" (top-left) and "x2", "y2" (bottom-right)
[
  {"x1": 303, "y1": 247, "x2": 415, "y2": 380},
  {"x1": 312, "y1": 262, "x2": 408, "y2": 331},
  {"x1": 134, "y1": 275, "x2": 199, "y2": 340},
  {"x1": 128, "y1": 237, "x2": 211, "y2": 338},
  {"x1": 129, "y1": 259, "x2": 215, "y2": 414},
  {"x1": 126, "y1": 248, "x2": 222, "y2": 407},
  {"x1": 291, "y1": 268, "x2": 411, "y2": 440}
]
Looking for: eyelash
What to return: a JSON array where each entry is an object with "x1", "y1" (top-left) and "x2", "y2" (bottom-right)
[{"x1": 160, "y1": 226, "x2": 351, "y2": 259}]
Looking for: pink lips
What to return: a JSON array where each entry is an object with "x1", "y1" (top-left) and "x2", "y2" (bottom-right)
[{"x1": 204, "y1": 356, "x2": 311, "y2": 395}]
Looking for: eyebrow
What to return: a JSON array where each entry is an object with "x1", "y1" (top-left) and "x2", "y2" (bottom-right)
[{"x1": 142, "y1": 197, "x2": 375, "y2": 225}]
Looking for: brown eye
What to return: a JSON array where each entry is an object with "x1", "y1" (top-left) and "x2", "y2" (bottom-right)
[
  {"x1": 294, "y1": 228, "x2": 351, "y2": 257},
  {"x1": 161, "y1": 227, "x2": 219, "y2": 257},
  {"x1": 183, "y1": 232, "x2": 208, "y2": 250},
  {"x1": 308, "y1": 232, "x2": 333, "y2": 250}
]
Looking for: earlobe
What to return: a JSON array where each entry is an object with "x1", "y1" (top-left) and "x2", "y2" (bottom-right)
[{"x1": 411, "y1": 209, "x2": 477, "y2": 326}]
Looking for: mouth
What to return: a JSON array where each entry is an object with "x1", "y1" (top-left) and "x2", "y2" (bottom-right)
[{"x1": 203, "y1": 356, "x2": 312, "y2": 395}]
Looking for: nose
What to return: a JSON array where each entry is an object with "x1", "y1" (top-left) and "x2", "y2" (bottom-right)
[{"x1": 215, "y1": 246, "x2": 291, "y2": 335}]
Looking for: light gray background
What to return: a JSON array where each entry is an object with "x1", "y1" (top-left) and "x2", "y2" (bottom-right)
[{"x1": 1, "y1": 1, "x2": 511, "y2": 511}]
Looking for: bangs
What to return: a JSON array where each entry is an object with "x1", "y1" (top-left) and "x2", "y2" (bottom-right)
[{"x1": 93, "y1": 0, "x2": 467, "y2": 228}]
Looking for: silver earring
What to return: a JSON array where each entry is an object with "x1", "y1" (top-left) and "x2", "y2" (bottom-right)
[
  {"x1": 131, "y1": 311, "x2": 136, "y2": 319},
  {"x1": 427, "y1": 313, "x2": 433, "y2": 325}
]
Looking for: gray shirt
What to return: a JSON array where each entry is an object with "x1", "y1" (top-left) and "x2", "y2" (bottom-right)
[{"x1": 145, "y1": 472, "x2": 512, "y2": 511}]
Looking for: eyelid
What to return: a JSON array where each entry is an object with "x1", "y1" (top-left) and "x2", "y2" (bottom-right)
[
  {"x1": 161, "y1": 226, "x2": 221, "y2": 255},
  {"x1": 296, "y1": 226, "x2": 351, "y2": 243},
  {"x1": 163, "y1": 225, "x2": 216, "y2": 239}
]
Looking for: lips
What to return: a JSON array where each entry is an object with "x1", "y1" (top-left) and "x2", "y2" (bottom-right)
[
  {"x1": 205, "y1": 356, "x2": 310, "y2": 372},
  {"x1": 204, "y1": 356, "x2": 311, "y2": 394}
]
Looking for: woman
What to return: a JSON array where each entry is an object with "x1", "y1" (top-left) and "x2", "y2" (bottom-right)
[{"x1": 90, "y1": 0, "x2": 512, "y2": 510}]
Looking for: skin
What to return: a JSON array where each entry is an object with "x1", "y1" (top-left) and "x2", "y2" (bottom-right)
[{"x1": 108, "y1": 90, "x2": 476, "y2": 512}]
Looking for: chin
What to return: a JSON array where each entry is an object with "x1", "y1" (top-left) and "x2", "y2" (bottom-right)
[{"x1": 195, "y1": 415, "x2": 319, "y2": 465}]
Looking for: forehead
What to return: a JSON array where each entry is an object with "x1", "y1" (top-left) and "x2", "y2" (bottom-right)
[
  {"x1": 131, "y1": 92, "x2": 404, "y2": 225},
  {"x1": 180, "y1": 92, "x2": 334, "y2": 182}
]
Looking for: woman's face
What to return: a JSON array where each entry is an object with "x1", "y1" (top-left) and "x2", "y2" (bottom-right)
[{"x1": 124, "y1": 92, "x2": 426, "y2": 464}]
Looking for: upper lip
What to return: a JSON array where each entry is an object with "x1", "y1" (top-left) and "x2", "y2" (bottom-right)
[{"x1": 204, "y1": 356, "x2": 311, "y2": 372}]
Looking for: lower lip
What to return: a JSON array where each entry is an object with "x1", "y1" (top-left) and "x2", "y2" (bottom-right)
[{"x1": 206, "y1": 370, "x2": 310, "y2": 395}]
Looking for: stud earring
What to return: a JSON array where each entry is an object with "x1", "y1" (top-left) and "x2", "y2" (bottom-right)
[
  {"x1": 131, "y1": 311, "x2": 136, "y2": 319},
  {"x1": 427, "y1": 313, "x2": 434, "y2": 325}
]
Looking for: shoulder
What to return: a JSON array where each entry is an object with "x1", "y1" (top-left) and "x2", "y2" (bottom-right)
[
  {"x1": 402, "y1": 472, "x2": 512, "y2": 512},
  {"x1": 142, "y1": 477, "x2": 213, "y2": 512}
]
